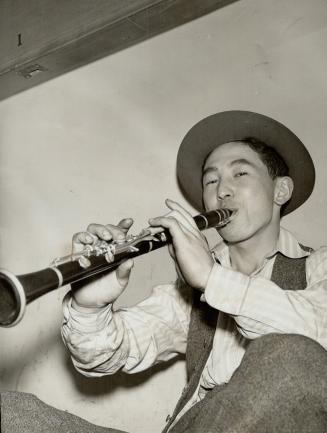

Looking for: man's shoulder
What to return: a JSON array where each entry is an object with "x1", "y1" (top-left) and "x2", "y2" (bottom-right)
[
  {"x1": 279, "y1": 227, "x2": 313, "y2": 259},
  {"x1": 306, "y1": 245, "x2": 327, "y2": 265}
]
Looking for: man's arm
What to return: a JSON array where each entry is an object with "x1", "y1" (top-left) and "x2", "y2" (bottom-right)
[
  {"x1": 61, "y1": 280, "x2": 192, "y2": 376},
  {"x1": 203, "y1": 247, "x2": 327, "y2": 349}
]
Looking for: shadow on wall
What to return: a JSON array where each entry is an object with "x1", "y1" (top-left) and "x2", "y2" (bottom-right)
[
  {"x1": 0, "y1": 329, "x2": 62, "y2": 389},
  {"x1": 64, "y1": 352, "x2": 184, "y2": 396},
  {"x1": 0, "y1": 323, "x2": 184, "y2": 395}
]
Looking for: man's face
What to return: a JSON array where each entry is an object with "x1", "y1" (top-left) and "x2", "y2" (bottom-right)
[{"x1": 202, "y1": 141, "x2": 278, "y2": 244}]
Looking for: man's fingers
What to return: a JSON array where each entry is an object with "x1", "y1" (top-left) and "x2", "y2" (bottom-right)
[
  {"x1": 72, "y1": 218, "x2": 134, "y2": 257},
  {"x1": 117, "y1": 218, "x2": 134, "y2": 232},
  {"x1": 86, "y1": 218, "x2": 133, "y2": 242},
  {"x1": 87, "y1": 223, "x2": 113, "y2": 241},
  {"x1": 72, "y1": 231, "x2": 96, "y2": 253},
  {"x1": 72, "y1": 232, "x2": 94, "y2": 245},
  {"x1": 149, "y1": 215, "x2": 187, "y2": 242},
  {"x1": 165, "y1": 199, "x2": 197, "y2": 228},
  {"x1": 149, "y1": 207, "x2": 199, "y2": 240}
]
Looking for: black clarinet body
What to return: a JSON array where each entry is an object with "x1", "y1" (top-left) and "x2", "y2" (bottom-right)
[{"x1": 0, "y1": 208, "x2": 232, "y2": 327}]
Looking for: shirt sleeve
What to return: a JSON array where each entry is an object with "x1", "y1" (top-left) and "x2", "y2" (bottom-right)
[
  {"x1": 204, "y1": 247, "x2": 327, "y2": 348},
  {"x1": 61, "y1": 280, "x2": 192, "y2": 377}
]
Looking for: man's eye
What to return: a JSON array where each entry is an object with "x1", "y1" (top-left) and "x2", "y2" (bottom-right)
[
  {"x1": 235, "y1": 171, "x2": 248, "y2": 177},
  {"x1": 204, "y1": 179, "x2": 218, "y2": 186}
]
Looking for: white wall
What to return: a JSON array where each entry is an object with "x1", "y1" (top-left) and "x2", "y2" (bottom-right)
[{"x1": 1, "y1": 0, "x2": 327, "y2": 431}]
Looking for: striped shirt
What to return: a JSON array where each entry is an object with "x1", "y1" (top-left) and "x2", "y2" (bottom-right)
[{"x1": 61, "y1": 227, "x2": 327, "y2": 409}]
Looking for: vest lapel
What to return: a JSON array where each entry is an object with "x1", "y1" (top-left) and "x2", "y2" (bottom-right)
[{"x1": 271, "y1": 251, "x2": 311, "y2": 291}]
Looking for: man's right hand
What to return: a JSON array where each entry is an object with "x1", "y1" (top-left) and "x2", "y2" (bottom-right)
[{"x1": 71, "y1": 218, "x2": 134, "y2": 311}]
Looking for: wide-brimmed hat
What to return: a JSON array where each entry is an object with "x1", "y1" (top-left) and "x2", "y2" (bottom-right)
[{"x1": 177, "y1": 110, "x2": 315, "y2": 215}]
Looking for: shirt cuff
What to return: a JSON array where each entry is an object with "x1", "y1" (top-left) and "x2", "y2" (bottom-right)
[
  {"x1": 63, "y1": 292, "x2": 113, "y2": 333},
  {"x1": 203, "y1": 264, "x2": 250, "y2": 315}
]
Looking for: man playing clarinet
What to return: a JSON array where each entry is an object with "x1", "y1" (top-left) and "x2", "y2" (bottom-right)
[{"x1": 2, "y1": 111, "x2": 327, "y2": 432}]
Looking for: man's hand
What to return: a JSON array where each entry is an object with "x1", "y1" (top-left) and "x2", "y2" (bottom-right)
[
  {"x1": 149, "y1": 200, "x2": 214, "y2": 291},
  {"x1": 71, "y1": 219, "x2": 134, "y2": 310}
]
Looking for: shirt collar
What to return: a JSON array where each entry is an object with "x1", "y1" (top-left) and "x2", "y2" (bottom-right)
[{"x1": 212, "y1": 226, "x2": 310, "y2": 266}]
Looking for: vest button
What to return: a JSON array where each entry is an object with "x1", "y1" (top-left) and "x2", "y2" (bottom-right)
[{"x1": 166, "y1": 414, "x2": 171, "y2": 422}]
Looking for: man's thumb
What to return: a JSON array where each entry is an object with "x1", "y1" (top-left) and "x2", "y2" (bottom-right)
[{"x1": 116, "y1": 259, "x2": 134, "y2": 286}]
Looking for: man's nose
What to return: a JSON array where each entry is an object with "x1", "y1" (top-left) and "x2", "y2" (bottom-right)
[{"x1": 217, "y1": 180, "x2": 233, "y2": 200}]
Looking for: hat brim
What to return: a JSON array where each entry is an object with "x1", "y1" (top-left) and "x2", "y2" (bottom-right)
[{"x1": 177, "y1": 110, "x2": 315, "y2": 215}]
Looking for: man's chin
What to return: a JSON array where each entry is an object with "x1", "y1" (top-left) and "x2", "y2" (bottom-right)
[
  {"x1": 217, "y1": 223, "x2": 250, "y2": 244},
  {"x1": 216, "y1": 225, "x2": 236, "y2": 241}
]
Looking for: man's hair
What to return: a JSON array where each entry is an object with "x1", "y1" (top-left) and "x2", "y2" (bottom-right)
[{"x1": 239, "y1": 137, "x2": 289, "y2": 179}]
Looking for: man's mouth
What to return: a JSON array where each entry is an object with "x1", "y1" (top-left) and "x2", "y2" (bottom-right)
[
  {"x1": 220, "y1": 208, "x2": 237, "y2": 226},
  {"x1": 228, "y1": 208, "x2": 237, "y2": 218}
]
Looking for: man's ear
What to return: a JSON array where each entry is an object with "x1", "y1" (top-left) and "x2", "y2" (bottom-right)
[{"x1": 274, "y1": 176, "x2": 294, "y2": 206}]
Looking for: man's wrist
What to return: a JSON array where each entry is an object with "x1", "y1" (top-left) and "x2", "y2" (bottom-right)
[
  {"x1": 71, "y1": 298, "x2": 110, "y2": 313},
  {"x1": 198, "y1": 255, "x2": 216, "y2": 292},
  {"x1": 204, "y1": 263, "x2": 250, "y2": 314}
]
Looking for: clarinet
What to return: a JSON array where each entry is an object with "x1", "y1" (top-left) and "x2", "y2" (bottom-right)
[{"x1": 0, "y1": 208, "x2": 232, "y2": 327}]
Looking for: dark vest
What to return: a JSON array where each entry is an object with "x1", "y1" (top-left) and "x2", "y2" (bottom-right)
[{"x1": 163, "y1": 249, "x2": 312, "y2": 432}]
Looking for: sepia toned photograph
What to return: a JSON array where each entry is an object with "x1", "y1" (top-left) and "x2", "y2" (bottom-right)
[{"x1": 0, "y1": 1, "x2": 326, "y2": 432}]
